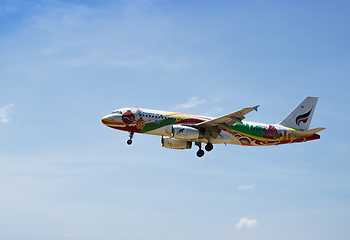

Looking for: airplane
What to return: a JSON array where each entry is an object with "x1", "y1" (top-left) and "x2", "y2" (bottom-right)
[{"x1": 101, "y1": 96, "x2": 325, "y2": 157}]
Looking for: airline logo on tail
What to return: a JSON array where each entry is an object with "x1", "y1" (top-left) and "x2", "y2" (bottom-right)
[{"x1": 296, "y1": 108, "x2": 312, "y2": 126}]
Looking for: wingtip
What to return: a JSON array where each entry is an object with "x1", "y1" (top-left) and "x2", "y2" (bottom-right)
[{"x1": 253, "y1": 105, "x2": 259, "y2": 111}]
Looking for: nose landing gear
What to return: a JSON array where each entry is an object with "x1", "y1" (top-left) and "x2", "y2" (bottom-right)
[{"x1": 127, "y1": 132, "x2": 134, "y2": 145}]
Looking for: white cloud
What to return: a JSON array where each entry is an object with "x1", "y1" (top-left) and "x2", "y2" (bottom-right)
[
  {"x1": 235, "y1": 217, "x2": 258, "y2": 230},
  {"x1": 212, "y1": 96, "x2": 222, "y2": 102},
  {"x1": 204, "y1": 107, "x2": 223, "y2": 116},
  {"x1": 238, "y1": 185, "x2": 254, "y2": 190},
  {"x1": 175, "y1": 97, "x2": 207, "y2": 109},
  {"x1": 63, "y1": 233, "x2": 74, "y2": 237},
  {"x1": 0, "y1": 104, "x2": 14, "y2": 123}
]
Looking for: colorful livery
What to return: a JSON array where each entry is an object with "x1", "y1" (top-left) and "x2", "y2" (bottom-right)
[{"x1": 102, "y1": 96, "x2": 325, "y2": 157}]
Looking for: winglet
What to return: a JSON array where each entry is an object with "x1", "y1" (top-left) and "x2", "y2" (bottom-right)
[{"x1": 253, "y1": 105, "x2": 259, "y2": 111}]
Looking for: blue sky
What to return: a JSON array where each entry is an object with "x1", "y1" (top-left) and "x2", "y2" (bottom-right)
[{"x1": 1, "y1": 0, "x2": 350, "y2": 239}]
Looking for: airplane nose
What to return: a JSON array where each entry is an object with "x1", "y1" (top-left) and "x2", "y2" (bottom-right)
[
  {"x1": 102, "y1": 114, "x2": 121, "y2": 125},
  {"x1": 101, "y1": 116, "x2": 109, "y2": 125}
]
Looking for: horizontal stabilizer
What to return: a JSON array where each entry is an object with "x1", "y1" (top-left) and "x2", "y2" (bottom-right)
[{"x1": 292, "y1": 127, "x2": 326, "y2": 138}]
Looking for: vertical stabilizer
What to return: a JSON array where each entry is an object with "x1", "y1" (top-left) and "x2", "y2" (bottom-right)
[{"x1": 278, "y1": 96, "x2": 318, "y2": 131}]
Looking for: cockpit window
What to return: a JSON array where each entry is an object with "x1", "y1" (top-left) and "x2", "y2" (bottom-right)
[{"x1": 111, "y1": 110, "x2": 123, "y2": 114}]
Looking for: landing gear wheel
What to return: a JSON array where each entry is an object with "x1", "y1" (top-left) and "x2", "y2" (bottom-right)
[
  {"x1": 127, "y1": 132, "x2": 134, "y2": 145},
  {"x1": 196, "y1": 149, "x2": 205, "y2": 157},
  {"x1": 205, "y1": 143, "x2": 213, "y2": 152}
]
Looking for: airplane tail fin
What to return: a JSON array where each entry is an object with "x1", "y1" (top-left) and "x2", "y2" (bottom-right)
[{"x1": 278, "y1": 96, "x2": 318, "y2": 131}]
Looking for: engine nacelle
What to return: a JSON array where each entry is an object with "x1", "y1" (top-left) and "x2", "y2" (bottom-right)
[
  {"x1": 161, "y1": 137, "x2": 192, "y2": 149},
  {"x1": 171, "y1": 125, "x2": 200, "y2": 140}
]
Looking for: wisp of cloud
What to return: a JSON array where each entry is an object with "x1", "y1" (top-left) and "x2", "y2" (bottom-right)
[
  {"x1": 235, "y1": 217, "x2": 258, "y2": 230},
  {"x1": 0, "y1": 104, "x2": 14, "y2": 123},
  {"x1": 62, "y1": 233, "x2": 74, "y2": 237},
  {"x1": 175, "y1": 97, "x2": 207, "y2": 109},
  {"x1": 238, "y1": 185, "x2": 254, "y2": 190}
]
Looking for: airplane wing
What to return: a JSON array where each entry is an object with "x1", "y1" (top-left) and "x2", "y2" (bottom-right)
[{"x1": 194, "y1": 105, "x2": 259, "y2": 139}]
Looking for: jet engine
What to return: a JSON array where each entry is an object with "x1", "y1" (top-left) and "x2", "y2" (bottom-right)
[
  {"x1": 161, "y1": 136, "x2": 192, "y2": 149},
  {"x1": 171, "y1": 125, "x2": 200, "y2": 140}
]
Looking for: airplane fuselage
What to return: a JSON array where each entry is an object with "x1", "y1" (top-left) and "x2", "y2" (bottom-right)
[{"x1": 101, "y1": 107, "x2": 320, "y2": 147}]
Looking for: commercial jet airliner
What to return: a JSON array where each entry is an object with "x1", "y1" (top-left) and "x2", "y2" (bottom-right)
[{"x1": 101, "y1": 96, "x2": 325, "y2": 157}]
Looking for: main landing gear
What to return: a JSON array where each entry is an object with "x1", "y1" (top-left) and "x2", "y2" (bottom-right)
[
  {"x1": 195, "y1": 142, "x2": 213, "y2": 157},
  {"x1": 127, "y1": 132, "x2": 134, "y2": 145},
  {"x1": 205, "y1": 142, "x2": 213, "y2": 152}
]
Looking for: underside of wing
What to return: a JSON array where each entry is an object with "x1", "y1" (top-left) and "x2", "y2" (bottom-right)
[{"x1": 193, "y1": 105, "x2": 259, "y2": 139}]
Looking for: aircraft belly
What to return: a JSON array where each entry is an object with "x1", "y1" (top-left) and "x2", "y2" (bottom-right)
[
  {"x1": 146, "y1": 126, "x2": 168, "y2": 136},
  {"x1": 211, "y1": 131, "x2": 233, "y2": 144},
  {"x1": 221, "y1": 131, "x2": 242, "y2": 145},
  {"x1": 229, "y1": 135, "x2": 242, "y2": 145},
  {"x1": 146, "y1": 127, "x2": 235, "y2": 144}
]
